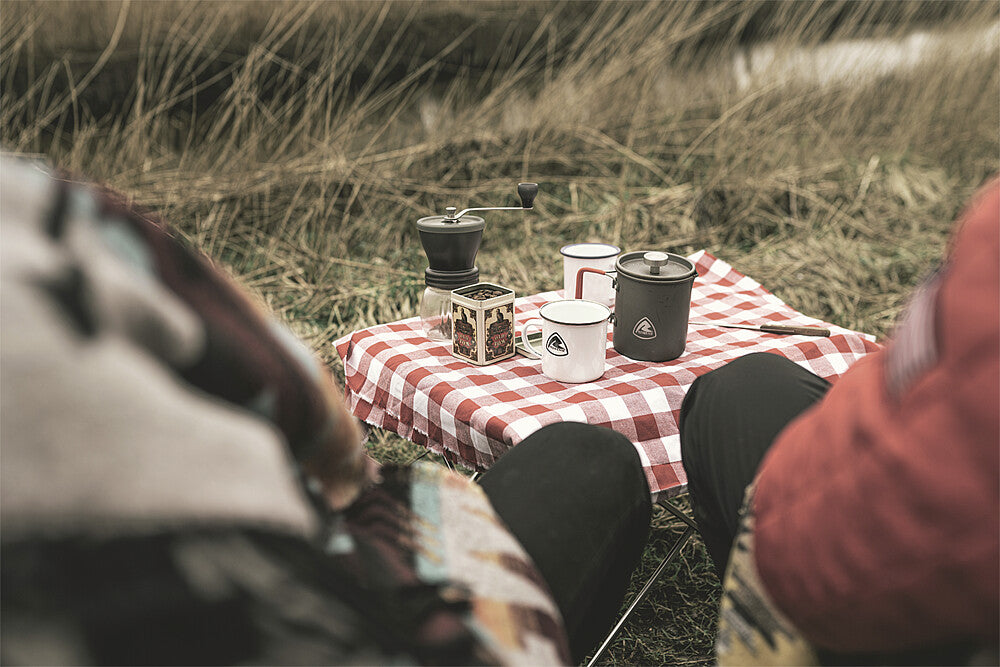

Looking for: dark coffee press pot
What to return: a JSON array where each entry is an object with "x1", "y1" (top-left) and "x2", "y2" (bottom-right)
[
  {"x1": 576, "y1": 251, "x2": 698, "y2": 361},
  {"x1": 417, "y1": 183, "x2": 538, "y2": 340}
]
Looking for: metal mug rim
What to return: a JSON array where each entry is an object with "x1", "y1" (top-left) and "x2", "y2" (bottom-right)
[
  {"x1": 560, "y1": 242, "x2": 621, "y2": 260},
  {"x1": 538, "y1": 299, "x2": 612, "y2": 326}
]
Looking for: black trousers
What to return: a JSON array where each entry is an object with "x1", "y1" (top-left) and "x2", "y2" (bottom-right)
[
  {"x1": 678, "y1": 352, "x2": 830, "y2": 578},
  {"x1": 480, "y1": 421, "x2": 652, "y2": 664}
]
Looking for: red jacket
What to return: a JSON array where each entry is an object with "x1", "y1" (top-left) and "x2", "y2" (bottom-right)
[{"x1": 753, "y1": 180, "x2": 1000, "y2": 651}]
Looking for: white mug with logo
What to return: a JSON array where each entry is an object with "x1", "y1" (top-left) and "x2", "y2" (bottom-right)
[
  {"x1": 561, "y1": 243, "x2": 620, "y2": 307},
  {"x1": 520, "y1": 299, "x2": 612, "y2": 383}
]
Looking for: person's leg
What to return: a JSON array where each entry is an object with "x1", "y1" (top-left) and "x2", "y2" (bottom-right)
[
  {"x1": 478, "y1": 422, "x2": 651, "y2": 663},
  {"x1": 679, "y1": 352, "x2": 830, "y2": 578}
]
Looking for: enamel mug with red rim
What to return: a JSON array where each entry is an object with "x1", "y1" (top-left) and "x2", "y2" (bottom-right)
[
  {"x1": 576, "y1": 251, "x2": 697, "y2": 362},
  {"x1": 560, "y1": 243, "x2": 620, "y2": 307}
]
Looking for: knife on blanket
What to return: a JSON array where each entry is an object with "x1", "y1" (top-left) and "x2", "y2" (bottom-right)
[{"x1": 689, "y1": 321, "x2": 831, "y2": 337}]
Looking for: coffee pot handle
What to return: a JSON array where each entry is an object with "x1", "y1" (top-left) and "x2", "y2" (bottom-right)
[{"x1": 575, "y1": 268, "x2": 617, "y2": 299}]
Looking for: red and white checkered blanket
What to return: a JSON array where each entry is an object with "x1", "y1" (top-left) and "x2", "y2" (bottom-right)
[{"x1": 335, "y1": 251, "x2": 881, "y2": 497}]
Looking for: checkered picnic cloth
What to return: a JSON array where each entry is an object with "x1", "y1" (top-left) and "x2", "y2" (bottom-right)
[{"x1": 335, "y1": 251, "x2": 881, "y2": 497}]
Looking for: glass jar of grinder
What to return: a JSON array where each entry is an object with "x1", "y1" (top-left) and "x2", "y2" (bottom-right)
[{"x1": 417, "y1": 183, "x2": 538, "y2": 340}]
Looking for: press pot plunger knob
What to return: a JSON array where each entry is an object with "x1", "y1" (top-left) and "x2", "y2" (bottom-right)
[{"x1": 643, "y1": 251, "x2": 670, "y2": 275}]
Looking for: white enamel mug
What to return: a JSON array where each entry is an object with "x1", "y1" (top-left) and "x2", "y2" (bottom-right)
[
  {"x1": 521, "y1": 299, "x2": 612, "y2": 383},
  {"x1": 561, "y1": 243, "x2": 620, "y2": 307}
]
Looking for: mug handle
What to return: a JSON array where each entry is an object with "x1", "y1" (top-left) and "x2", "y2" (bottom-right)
[
  {"x1": 575, "y1": 268, "x2": 617, "y2": 299},
  {"x1": 521, "y1": 319, "x2": 545, "y2": 357}
]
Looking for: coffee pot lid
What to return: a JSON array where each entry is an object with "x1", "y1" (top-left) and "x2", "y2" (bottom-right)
[
  {"x1": 417, "y1": 214, "x2": 485, "y2": 234},
  {"x1": 617, "y1": 251, "x2": 696, "y2": 281}
]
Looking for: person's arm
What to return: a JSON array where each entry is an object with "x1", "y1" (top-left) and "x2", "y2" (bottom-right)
[
  {"x1": 86, "y1": 176, "x2": 375, "y2": 510},
  {"x1": 752, "y1": 180, "x2": 1000, "y2": 651}
]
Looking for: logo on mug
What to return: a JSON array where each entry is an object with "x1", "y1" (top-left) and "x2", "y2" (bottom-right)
[
  {"x1": 545, "y1": 332, "x2": 569, "y2": 356},
  {"x1": 633, "y1": 317, "x2": 657, "y2": 340}
]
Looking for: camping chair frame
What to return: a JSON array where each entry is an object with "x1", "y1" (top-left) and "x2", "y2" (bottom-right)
[{"x1": 586, "y1": 497, "x2": 697, "y2": 666}]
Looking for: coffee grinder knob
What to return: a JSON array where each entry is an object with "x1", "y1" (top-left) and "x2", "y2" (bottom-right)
[{"x1": 517, "y1": 182, "x2": 538, "y2": 209}]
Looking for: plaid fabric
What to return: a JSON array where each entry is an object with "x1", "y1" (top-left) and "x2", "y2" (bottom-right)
[
  {"x1": 336, "y1": 461, "x2": 571, "y2": 665},
  {"x1": 336, "y1": 251, "x2": 881, "y2": 497}
]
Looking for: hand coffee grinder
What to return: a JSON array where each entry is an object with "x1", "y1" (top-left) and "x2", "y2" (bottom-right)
[{"x1": 417, "y1": 182, "x2": 538, "y2": 340}]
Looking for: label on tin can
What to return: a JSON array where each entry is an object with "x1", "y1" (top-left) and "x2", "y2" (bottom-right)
[
  {"x1": 484, "y1": 304, "x2": 514, "y2": 362},
  {"x1": 453, "y1": 305, "x2": 477, "y2": 360}
]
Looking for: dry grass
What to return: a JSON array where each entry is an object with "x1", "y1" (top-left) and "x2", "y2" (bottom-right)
[{"x1": 3, "y1": 1, "x2": 998, "y2": 663}]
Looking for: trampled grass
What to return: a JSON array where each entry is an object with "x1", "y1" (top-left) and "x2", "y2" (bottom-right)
[{"x1": 3, "y1": 1, "x2": 998, "y2": 663}]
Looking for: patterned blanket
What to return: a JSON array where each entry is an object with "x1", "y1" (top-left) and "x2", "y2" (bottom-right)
[{"x1": 0, "y1": 155, "x2": 570, "y2": 664}]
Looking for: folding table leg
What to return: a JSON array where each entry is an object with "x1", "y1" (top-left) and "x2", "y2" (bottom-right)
[
  {"x1": 658, "y1": 496, "x2": 699, "y2": 531},
  {"x1": 405, "y1": 449, "x2": 431, "y2": 466},
  {"x1": 585, "y1": 498, "x2": 698, "y2": 667},
  {"x1": 406, "y1": 447, "x2": 482, "y2": 480}
]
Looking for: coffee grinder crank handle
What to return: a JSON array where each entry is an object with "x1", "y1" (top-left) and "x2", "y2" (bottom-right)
[{"x1": 447, "y1": 183, "x2": 538, "y2": 221}]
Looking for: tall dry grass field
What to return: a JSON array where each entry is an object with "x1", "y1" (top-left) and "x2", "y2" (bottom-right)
[{"x1": 3, "y1": 1, "x2": 998, "y2": 663}]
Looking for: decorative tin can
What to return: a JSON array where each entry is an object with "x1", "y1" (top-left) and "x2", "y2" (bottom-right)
[{"x1": 451, "y1": 283, "x2": 516, "y2": 365}]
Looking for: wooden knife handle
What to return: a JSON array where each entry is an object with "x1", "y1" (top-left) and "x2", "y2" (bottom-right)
[{"x1": 760, "y1": 324, "x2": 831, "y2": 337}]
